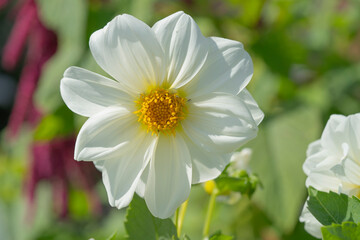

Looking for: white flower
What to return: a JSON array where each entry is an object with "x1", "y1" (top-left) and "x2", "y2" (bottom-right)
[
  {"x1": 300, "y1": 113, "x2": 360, "y2": 238},
  {"x1": 228, "y1": 148, "x2": 252, "y2": 174},
  {"x1": 60, "y1": 11, "x2": 263, "y2": 218}
]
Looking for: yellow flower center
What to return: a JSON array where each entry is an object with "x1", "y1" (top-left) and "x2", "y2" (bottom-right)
[{"x1": 134, "y1": 89, "x2": 186, "y2": 135}]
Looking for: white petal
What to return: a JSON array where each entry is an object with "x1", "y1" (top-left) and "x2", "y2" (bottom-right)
[
  {"x1": 93, "y1": 160, "x2": 105, "y2": 172},
  {"x1": 237, "y1": 89, "x2": 264, "y2": 126},
  {"x1": 303, "y1": 148, "x2": 327, "y2": 176},
  {"x1": 60, "y1": 67, "x2": 133, "y2": 117},
  {"x1": 303, "y1": 140, "x2": 323, "y2": 176},
  {"x1": 299, "y1": 203, "x2": 323, "y2": 239},
  {"x1": 348, "y1": 114, "x2": 360, "y2": 158},
  {"x1": 181, "y1": 133, "x2": 231, "y2": 184},
  {"x1": 90, "y1": 14, "x2": 165, "y2": 93},
  {"x1": 102, "y1": 134, "x2": 157, "y2": 209},
  {"x1": 182, "y1": 37, "x2": 253, "y2": 97},
  {"x1": 144, "y1": 134, "x2": 192, "y2": 218},
  {"x1": 306, "y1": 140, "x2": 322, "y2": 157},
  {"x1": 182, "y1": 93, "x2": 258, "y2": 154},
  {"x1": 305, "y1": 171, "x2": 341, "y2": 192},
  {"x1": 321, "y1": 114, "x2": 348, "y2": 156},
  {"x1": 340, "y1": 181, "x2": 360, "y2": 196},
  {"x1": 75, "y1": 106, "x2": 147, "y2": 161},
  {"x1": 342, "y1": 157, "x2": 360, "y2": 186},
  {"x1": 152, "y1": 11, "x2": 208, "y2": 89},
  {"x1": 135, "y1": 164, "x2": 149, "y2": 198}
]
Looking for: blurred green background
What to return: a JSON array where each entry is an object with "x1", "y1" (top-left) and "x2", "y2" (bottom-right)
[{"x1": 0, "y1": 0, "x2": 359, "y2": 239}]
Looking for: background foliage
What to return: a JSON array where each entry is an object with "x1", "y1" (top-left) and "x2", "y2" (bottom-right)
[{"x1": 0, "y1": 0, "x2": 359, "y2": 239}]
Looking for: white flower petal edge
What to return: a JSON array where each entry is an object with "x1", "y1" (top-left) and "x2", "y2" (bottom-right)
[
  {"x1": 74, "y1": 106, "x2": 148, "y2": 162},
  {"x1": 152, "y1": 11, "x2": 209, "y2": 89},
  {"x1": 181, "y1": 133, "x2": 231, "y2": 184},
  {"x1": 182, "y1": 37, "x2": 253, "y2": 98},
  {"x1": 342, "y1": 157, "x2": 360, "y2": 186},
  {"x1": 60, "y1": 67, "x2": 133, "y2": 117},
  {"x1": 237, "y1": 89, "x2": 264, "y2": 126},
  {"x1": 182, "y1": 92, "x2": 258, "y2": 154},
  {"x1": 90, "y1": 14, "x2": 166, "y2": 94},
  {"x1": 299, "y1": 203, "x2": 323, "y2": 239},
  {"x1": 300, "y1": 113, "x2": 360, "y2": 238},
  {"x1": 144, "y1": 134, "x2": 192, "y2": 218},
  {"x1": 320, "y1": 114, "x2": 348, "y2": 156},
  {"x1": 98, "y1": 134, "x2": 157, "y2": 209}
]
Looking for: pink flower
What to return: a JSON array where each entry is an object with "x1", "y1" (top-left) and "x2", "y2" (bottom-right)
[
  {"x1": 2, "y1": 0, "x2": 57, "y2": 138},
  {"x1": 26, "y1": 137, "x2": 102, "y2": 218}
]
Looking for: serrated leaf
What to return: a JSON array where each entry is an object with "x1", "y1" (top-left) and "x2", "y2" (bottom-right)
[
  {"x1": 307, "y1": 187, "x2": 349, "y2": 225},
  {"x1": 124, "y1": 194, "x2": 178, "y2": 240},
  {"x1": 321, "y1": 222, "x2": 360, "y2": 240},
  {"x1": 348, "y1": 196, "x2": 360, "y2": 223},
  {"x1": 307, "y1": 187, "x2": 360, "y2": 226}
]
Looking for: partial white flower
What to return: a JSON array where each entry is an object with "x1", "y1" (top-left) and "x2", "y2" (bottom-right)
[
  {"x1": 228, "y1": 148, "x2": 252, "y2": 175},
  {"x1": 300, "y1": 113, "x2": 360, "y2": 238},
  {"x1": 60, "y1": 11, "x2": 263, "y2": 218}
]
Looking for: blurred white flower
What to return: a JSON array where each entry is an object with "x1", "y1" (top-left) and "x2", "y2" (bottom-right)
[
  {"x1": 228, "y1": 148, "x2": 252, "y2": 175},
  {"x1": 300, "y1": 113, "x2": 360, "y2": 238},
  {"x1": 60, "y1": 11, "x2": 263, "y2": 218}
]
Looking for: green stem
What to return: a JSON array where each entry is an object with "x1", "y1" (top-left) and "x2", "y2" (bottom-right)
[
  {"x1": 175, "y1": 207, "x2": 179, "y2": 231},
  {"x1": 202, "y1": 190, "x2": 218, "y2": 238},
  {"x1": 177, "y1": 199, "x2": 189, "y2": 237}
]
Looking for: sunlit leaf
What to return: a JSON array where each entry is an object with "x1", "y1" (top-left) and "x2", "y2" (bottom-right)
[
  {"x1": 124, "y1": 194, "x2": 178, "y2": 240},
  {"x1": 322, "y1": 222, "x2": 360, "y2": 240},
  {"x1": 307, "y1": 187, "x2": 360, "y2": 225}
]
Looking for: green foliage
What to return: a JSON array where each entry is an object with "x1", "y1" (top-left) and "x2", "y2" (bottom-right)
[
  {"x1": 124, "y1": 194, "x2": 178, "y2": 240},
  {"x1": 322, "y1": 222, "x2": 360, "y2": 240},
  {"x1": 34, "y1": 105, "x2": 75, "y2": 141},
  {"x1": 248, "y1": 107, "x2": 321, "y2": 233},
  {"x1": 3, "y1": 0, "x2": 360, "y2": 239},
  {"x1": 209, "y1": 231, "x2": 234, "y2": 240},
  {"x1": 215, "y1": 171, "x2": 260, "y2": 197},
  {"x1": 307, "y1": 187, "x2": 360, "y2": 225},
  {"x1": 34, "y1": 0, "x2": 87, "y2": 112},
  {"x1": 106, "y1": 232, "x2": 118, "y2": 240}
]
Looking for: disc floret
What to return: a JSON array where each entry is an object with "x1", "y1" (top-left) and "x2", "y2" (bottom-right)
[{"x1": 135, "y1": 89, "x2": 186, "y2": 135}]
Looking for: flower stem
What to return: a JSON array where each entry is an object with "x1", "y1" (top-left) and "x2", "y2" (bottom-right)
[
  {"x1": 175, "y1": 207, "x2": 179, "y2": 231},
  {"x1": 202, "y1": 190, "x2": 218, "y2": 238},
  {"x1": 177, "y1": 199, "x2": 189, "y2": 237}
]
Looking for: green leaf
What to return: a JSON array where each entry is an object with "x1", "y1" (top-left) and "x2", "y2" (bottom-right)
[
  {"x1": 322, "y1": 222, "x2": 360, "y2": 240},
  {"x1": 216, "y1": 176, "x2": 249, "y2": 194},
  {"x1": 209, "y1": 231, "x2": 233, "y2": 240},
  {"x1": 247, "y1": 107, "x2": 322, "y2": 232},
  {"x1": 180, "y1": 235, "x2": 191, "y2": 240},
  {"x1": 106, "y1": 232, "x2": 118, "y2": 240},
  {"x1": 124, "y1": 194, "x2": 178, "y2": 240},
  {"x1": 215, "y1": 173, "x2": 259, "y2": 197},
  {"x1": 33, "y1": 105, "x2": 75, "y2": 141},
  {"x1": 307, "y1": 187, "x2": 360, "y2": 225}
]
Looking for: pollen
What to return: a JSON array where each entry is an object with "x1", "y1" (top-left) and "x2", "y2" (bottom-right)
[{"x1": 134, "y1": 89, "x2": 186, "y2": 135}]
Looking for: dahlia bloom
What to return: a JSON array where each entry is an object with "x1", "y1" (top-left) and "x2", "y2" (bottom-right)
[
  {"x1": 300, "y1": 113, "x2": 360, "y2": 238},
  {"x1": 61, "y1": 11, "x2": 263, "y2": 218}
]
